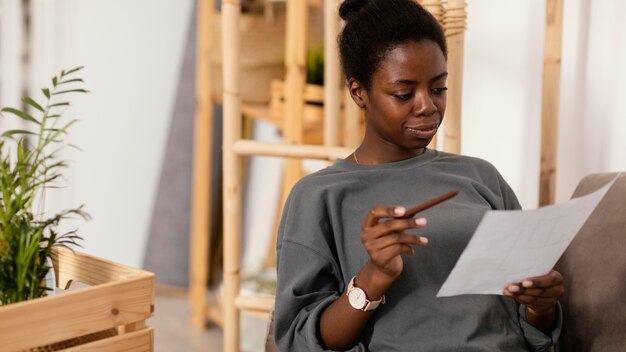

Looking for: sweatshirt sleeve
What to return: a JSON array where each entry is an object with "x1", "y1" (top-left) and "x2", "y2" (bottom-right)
[
  {"x1": 274, "y1": 182, "x2": 368, "y2": 352},
  {"x1": 493, "y1": 167, "x2": 522, "y2": 211},
  {"x1": 518, "y1": 303, "x2": 563, "y2": 351}
]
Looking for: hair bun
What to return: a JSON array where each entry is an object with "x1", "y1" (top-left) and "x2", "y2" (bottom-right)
[{"x1": 338, "y1": 0, "x2": 369, "y2": 20}]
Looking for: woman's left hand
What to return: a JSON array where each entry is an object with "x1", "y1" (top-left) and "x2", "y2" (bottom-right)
[
  {"x1": 503, "y1": 270, "x2": 564, "y2": 312},
  {"x1": 503, "y1": 270, "x2": 564, "y2": 332}
]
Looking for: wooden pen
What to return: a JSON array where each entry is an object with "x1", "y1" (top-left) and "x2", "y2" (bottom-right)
[{"x1": 400, "y1": 190, "x2": 460, "y2": 218}]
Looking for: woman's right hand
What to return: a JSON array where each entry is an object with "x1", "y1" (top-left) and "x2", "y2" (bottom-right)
[
  {"x1": 361, "y1": 206, "x2": 429, "y2": 280},
  {"x1": 318, "y1": 206, "x2": 429, "y2": 350}
]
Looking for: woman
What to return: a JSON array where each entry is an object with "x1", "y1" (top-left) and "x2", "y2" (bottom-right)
[{"x1": 274, "y1": 0, "x2": 563, "y2": 350}]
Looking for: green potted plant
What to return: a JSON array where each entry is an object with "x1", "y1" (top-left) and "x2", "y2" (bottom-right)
[
  {"x1": 0, "y1": 68, "x2": 154, "y2": 350},
  {"x1": 306, "y1": 43, "x2": 324, "y2": 86},
  {"x1": 0, "y1": 66, "x2": 89, "y2": 305}
]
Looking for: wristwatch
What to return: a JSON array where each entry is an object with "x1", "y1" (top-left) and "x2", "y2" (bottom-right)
[{"x1": 346, "y1": 276, "x2": 385, "y2": 311}]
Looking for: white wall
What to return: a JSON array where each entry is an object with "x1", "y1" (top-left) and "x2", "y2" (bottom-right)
[
  {"x1": 462, "y1": 0, "x2": 545, "y2": 208},
  {"x1": 28, "y1": 0, "x2": 194, "y2": 268},
  {"x1": 0, "y1": 0, "x2": 25, "y2": 120},
  {"x1": 556, "y1": 0, "x2": 626, "y2": 202}
]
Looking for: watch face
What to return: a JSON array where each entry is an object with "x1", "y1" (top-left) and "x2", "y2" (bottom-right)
[{"x1": 348, "y1": 288, "x2": 367, "y2": 309}]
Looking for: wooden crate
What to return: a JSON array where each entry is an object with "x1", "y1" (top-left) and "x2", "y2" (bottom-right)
[{"x1": 0, "y1": 247, "x2": 155, "y2": 352}]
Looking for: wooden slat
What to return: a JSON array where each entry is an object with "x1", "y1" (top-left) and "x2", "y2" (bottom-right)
[
  {"x1": 189, "y1": 0, "x2": 215, "y2": 330},
  {"x1": 442, "y1": 0, "x2": 467, "y2": 154},
  {"x1": 233, "y1": 139, "x2": 352, "y2": 160},
  {"x1": 64, "y1": 328, "x2": 153, "y2": 352},
  {"x1": 539, "y1": 0, "x2": 564, "y2": 206},
  {"x1": 0, "y1": 250, "x2": 154, "y2": 351},
  {"x1": 221, "y1": 0, "x2": 243, "y2": 351},
  {"x1": 118, "y1": 321, "x2": 147, "y2": 334},
  {"x1": 235, "y1": 295, "x2": 275, "y2": 313},
  {"x1": 283, "y1": 1, "x2": 309, "y2": 143},
  {"x1": 236, "y1": 295, "x2": 274, "y2": 320},
  {"x1": 442, "y1": 0, "x2": 468, "y2": 37},
  {"x1": 266, "y1": 0, "x2": 309, "y2": 270},
  {"x1": 53, "y1": 248, "x2": 147, "y2": 288},
  {"x1": 324, "y1": 0, "x2": 341, "y2": 146},
  {"x1": 241, "y1": 103, "x2": 282, "y2": 126},
  {"x1": 206, "y1": 303, "x2": 224, "y2": 328}
]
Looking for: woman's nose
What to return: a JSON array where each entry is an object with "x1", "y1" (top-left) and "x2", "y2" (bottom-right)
[{"x1": 413, "y1": 91, "x2": 437, "y2": 116}]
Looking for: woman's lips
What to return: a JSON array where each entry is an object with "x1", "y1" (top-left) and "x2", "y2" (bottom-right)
[{"x1": 405, "y1": 123, "x2": 439, "y2": 139}]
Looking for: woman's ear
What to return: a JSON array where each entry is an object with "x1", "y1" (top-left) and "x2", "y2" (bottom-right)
[{"x1": 348, "y1": 78, "x2": 367, "y2": 109}]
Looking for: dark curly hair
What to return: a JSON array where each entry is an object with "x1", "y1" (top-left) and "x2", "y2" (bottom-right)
[{"x1": 338, "y1": 0, "x2": 447, "y2": 90}]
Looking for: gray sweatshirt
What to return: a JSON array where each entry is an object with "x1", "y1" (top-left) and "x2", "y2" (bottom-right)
[{"x1": 275, "y1": 149, "x2": 561, "y2": 351}]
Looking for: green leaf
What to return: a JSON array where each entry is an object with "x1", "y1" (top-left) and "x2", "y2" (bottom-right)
[
  {"x1": 63, "y1": 66, "x2": 84, "y2": 76},
  {"x1": 58, "y1": 78, "x2": 84, "y2": 85},
  {"x1": 52, "y1": 76, "x2": 58, "y2": 88},
  {"x1": 2, "y1": 130, "x2": 38, "y2": 138},
  {"x1": 47, "y1": 102, "x2": 70, "y2": 108},
  {"x1": 0, "y1": 108, "x2": 40, "y2": 125},
  {"x1": 42, "y1": 161, "x2": 67, "y2": 172},
  {"x1": 42, "y1": 88, "x2": 50, "y2": 99},
  {"x1": 22, "y1": 97, "x2": 45, "y2": 113},
  {"x1": 51, "y1": 89, "x2": 89, "y2": 96},
  {"x1": 67, "y1": 143, "x2": 83, "y2": 151}
]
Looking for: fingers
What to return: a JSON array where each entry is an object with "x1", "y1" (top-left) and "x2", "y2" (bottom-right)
[
  {"x1": 361, "y1": 205, "x2": 427, "y2": 238},
  {"x1": 375, "y1": 232, "x2": 429, "y2": 248},
  {"x1": 363, "y1": 232, "x2": 428, "y2": 254},
  {"x1": 369, "y1": 243, "x2": 416, "y2": 263},
  {"x1": 503, "y1": 270, "x2": 565, "y2": 310},
  {"x1": 361, "y1": 205, "x2": 428, "y2": 252},
  {"x1": 503, "y1": 284, "x2": 564, "y2": 299},
  {"x1": 362, "y1": 205, "x2": 408, "y2": 229},
  {"x1": 363, "y1": 216, "x2": 427, "y2": 241},
  {"x1": 360, "y1": 205, "x2": 430, "y2": 278},
  {"x1": 519, "y1": 270, "x2": 563, "y2": 289},
  {"x1": 504, "y1": 270, "x2": 563, "y2": 293}
]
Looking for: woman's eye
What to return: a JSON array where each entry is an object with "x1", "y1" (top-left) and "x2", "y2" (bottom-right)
[
  {"x1": 393, "y1": 93, "x2": 413, "y2": 101},
  {"x1": 432, "y1": 87, "x2": 448, "y2": 95}
]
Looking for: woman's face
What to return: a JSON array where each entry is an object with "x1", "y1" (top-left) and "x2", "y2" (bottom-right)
[{"x1": 352, "y1": 40, "x2": 447, "y2": 160}]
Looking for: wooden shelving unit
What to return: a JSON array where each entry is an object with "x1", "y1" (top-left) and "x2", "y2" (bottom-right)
[
  {"x1": 217, "y1": 1, "x2": 469, "y2": 351},
  {"x1": 190, "y1": 0, "x2": 568, "y2": 350}
]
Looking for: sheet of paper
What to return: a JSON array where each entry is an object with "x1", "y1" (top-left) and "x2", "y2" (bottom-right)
[{"x1": 437, "y1": 176, "x2": 618, "y2": 297}]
